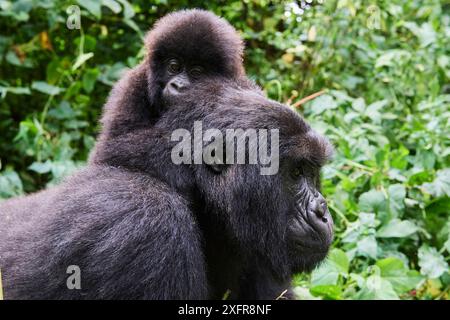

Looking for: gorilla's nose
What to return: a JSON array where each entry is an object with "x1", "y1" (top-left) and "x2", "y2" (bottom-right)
[
  {"x1": 312, "y1": 193, "x2": 329, "y2": 222},
  {"x1": 170, "y1": 80, "x2": 182, "y2": 91},
  {"x1": 169, "y1": 78, "x2": 187, "y2": 93}
]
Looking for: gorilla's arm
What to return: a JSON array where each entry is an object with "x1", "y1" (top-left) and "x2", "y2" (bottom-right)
[{"x1": 0, "y1": 166, "x2": 207, "y2": 299}]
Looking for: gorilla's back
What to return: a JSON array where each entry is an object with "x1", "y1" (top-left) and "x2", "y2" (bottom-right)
[{"x1": 0, "y1": 188, "x2": 58, "y2": 240}]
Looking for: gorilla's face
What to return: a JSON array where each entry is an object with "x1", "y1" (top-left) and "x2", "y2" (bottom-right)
[
  {"x1": 162, "y1": 58, "x2": 206, "y2": 99},
  {"x1": 160, "y1": 80, "x2": 334, "y2": 277},
  {"x1": 282, "y1": 134, "x2": 334, "y2": 272}
]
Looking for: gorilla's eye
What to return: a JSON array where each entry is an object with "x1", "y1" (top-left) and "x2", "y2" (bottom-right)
[
  {"x1": 189, "y1": 66, "x2": 204, "y2": 79},
  {"x1": 292, "y1": 167, "x2": 302, "y2": 178},
  {"x1": 167, "y1": 59, "x2": 182, "y2": 74}
]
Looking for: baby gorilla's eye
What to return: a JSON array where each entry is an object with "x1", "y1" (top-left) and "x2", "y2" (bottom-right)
[
  {"x1": 167, "y1": 59, "x2": 182, "y2": 74},
  {"x1": 189, "y1": 66, "x2": 204, "y2": 78}
]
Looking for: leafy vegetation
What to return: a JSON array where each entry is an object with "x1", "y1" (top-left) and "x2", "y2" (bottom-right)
[{"x1": 0, "y1": 0, "x2": 448, "y2": 300}]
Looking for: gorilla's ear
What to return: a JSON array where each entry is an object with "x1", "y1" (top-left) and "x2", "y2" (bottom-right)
[
  {"x1": 208, "y1": 162, "x2": 227, "y2": 174},
  {"x1": 204, "y1": 139, "x2": 228, "y2": 174}
]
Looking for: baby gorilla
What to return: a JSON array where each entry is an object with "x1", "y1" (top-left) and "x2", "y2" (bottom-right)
[
  {"x1": 147, "y1": 10, "x2": 244, "y2": 103},
  {"x1": 128, "y1": 9, "x2": 245, "y2": 121},
  {"x1": 0, "y1": 77, "x2": 333, "y2": 299}
]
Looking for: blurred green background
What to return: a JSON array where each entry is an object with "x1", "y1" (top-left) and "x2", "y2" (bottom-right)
[{"x1": 0, "y1": 0, "x2": 449, "y2": 300}]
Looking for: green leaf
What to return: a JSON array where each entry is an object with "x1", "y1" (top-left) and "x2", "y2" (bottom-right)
[
  {"x1": 78, "y1": 0, "x2": 101, "y2": 19},
  {"x1": 31, "y1": 81, "x2": 64, "y2": 95},
  {"x1": 72, "y1": 52, "x2": 94, "y2": 71},
  {"x1": 365, "y1": 100, "x2": 388, "y2": 123},
  {"x1": 0, "y1": 168, "x2": 23, "y2": 198},
  {"x1": 359, "y1": 189, "x2": 387, "y2": 213},
  {"x1": 311, "y1": 248, "x2": 349, "y2": 286},
  {"x1": 308, "y1": 94, "x2": 338, "y2": 115},
  {"x1": 82, "y1": 68, "x2": 99, "y2": 93},
  {"x1": 48, "y1": 101, "x2": 75, "y2": 120},
  {"x1": 0, "y1": 86, "x2": 31, "y2": 95},
  {"x1": 444, "y1": 237, "x2": 450, "y2": 254},
  {"x1": 5, "y1": 50, "x2": 33, "y2": 67},
  {"x1": 421, "y1": 169, "x2": 450, "y2": 197},
  {"x1": 377, "y1": 219, "x2": 418, "y2": 238},
  {"x1": 375, "y1": 50, "x2": 411, "y2": 68},
  {"x1": 310, "y1": 285, "x2": 342, "y2": 300},
  {"x1": 387, "y1": 184, "x2": 405, "y2": 216},
  {"x1": 357, "y1": 235, "x2": 378, "y2": 259},
  {"x1": 355, "y1": 274, "x2": 400, "y2": 300},
  {"x1": 418, "y1": 245, "x2": 448, "y2": 279},
  {"x1": 352, "y1": 97, "x2": 366, "y2": 113},
  {"x1": 403, "y1": 22, "x2": 437, "y2": 47},
  {"x1": 377, "y1": 257, "x2": 423, "y2": 293},
  {"x1": 28, "y1": 160, "x2": 52, "y2": 174},
  {"x1": 102, "y1": 0, "x2": 121, "y2": 14},
  {"x1": 117, "y1": 0, "x2": 135, "y2": 19}
]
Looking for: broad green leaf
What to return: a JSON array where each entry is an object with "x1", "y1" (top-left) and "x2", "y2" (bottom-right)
[
  {"x1": 0, "y1": 168, "x2": 23, "y2": 198},
  {"x1": 352, "y1": 97, "x2": 366, "y2": 113},
  {"x1": 387, "y1": 184, "x2": 405, "y2": 216},
  {"x1": 117, "y1": 0, "x2": 135, "y2": 19},
  {"x1": 311, "y1": 248, "x2": 349, "y2": 286},
  {"x1": 310, "y1": 285, "x2": 342, "y2": 300},
  {"x1": 31, "y1": 81, "x2": 64, "y2": 95},
  {"x1": 418, "y1": 245, "x2": 448, "y2": 279},
  {"x1": 102, "y1": 0, "x2": 121, "y2": 14},
  {"x1": 377, "y1": 257, "x2": 423, "y2": 293},
  {"x1": 357, "y1": 235, "x2": 378, "y2": 259},
  {"x1": 78, "y1": 0, "x2": 101, "y2": 19},
  {"x1": 28, "y1": 161, "x2": 52, "y2": 174},
  {"x1": 82, "y1": 68, "x2": 99, "y2": 93},
  {"x1": 308, "y1": 94, "x2": 338, "y2": 115},
  {"x1": 444, "y1": 237, "x2": 450, "y2": 254},
  {"x1": 48, "y1": 101, "x2": 75, "y2": 120},
  {"x1": 359, "y1": 189, "x2": 386, "y2": 213},
  {"x1": 355, "y1": 274, "x2": 399, "y2": 300},
  {"x1": 377, "y1": 219, "x2": 418, "y2": 238},
  {"x1": 375, "y1": 50, "x2": 411, "y2": 68},
  {"x1": 421, "y1": 169, "x2": 450, "y2": 198},
  {"x1": 0, "y1": 86, "x2": 31, "y2": 96},
  {"x1": 403, "y1": 22, "x2": 437, "y2": 47},
  {"x1": 6, "y1": 50, "x2": 33, "y2": 67}
]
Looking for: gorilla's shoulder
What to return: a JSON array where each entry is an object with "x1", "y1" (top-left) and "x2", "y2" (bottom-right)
[{"x1": 60, "y1": 166, "x2": 190, "y2": 210}]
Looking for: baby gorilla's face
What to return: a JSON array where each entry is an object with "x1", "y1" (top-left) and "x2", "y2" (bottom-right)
[{"x1": 162, "y1": 58, "x2": 205, "y2": 100}]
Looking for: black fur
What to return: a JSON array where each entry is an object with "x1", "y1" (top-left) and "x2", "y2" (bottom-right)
[
  {"x1": 0, "y1": 10, "x2": 334, "y2": 300},
  {"x1": 142, "y1": 9, "x2": 245, "y2": 117},
  {"x1": 0, "y1": 76, "x2": 333, "y2": 299}
]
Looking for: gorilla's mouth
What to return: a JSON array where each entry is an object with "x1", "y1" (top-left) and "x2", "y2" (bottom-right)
[
  {"x1": 288, "y1": 240, "x2": 331, "y2": 273},
  {"x1": 289, "y1": 204, "x2": 333, "y2": 253}
]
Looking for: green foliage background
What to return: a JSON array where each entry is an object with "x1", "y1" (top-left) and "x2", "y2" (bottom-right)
[{"x1": 0, "y1": 0, "x2": 449, "y2": 299}]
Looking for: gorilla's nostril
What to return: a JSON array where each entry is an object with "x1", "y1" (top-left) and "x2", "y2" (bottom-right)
[
  {"x1": 313, "y1": 199, "x2": 328, "y2": 219},
  {"x1": 314, "y1": 208, "x2": 324, "y2": 218},
  {"x1": 170, "y1": 82, "x2": 180, "y2": 90}
]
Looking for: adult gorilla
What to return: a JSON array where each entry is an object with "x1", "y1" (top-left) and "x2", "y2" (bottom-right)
[{"x1": 0, "y1": 76, "x2": 333, "y2": 299}]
